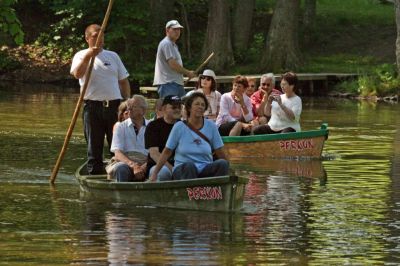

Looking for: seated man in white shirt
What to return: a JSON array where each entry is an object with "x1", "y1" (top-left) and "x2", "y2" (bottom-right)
[{"x1": 108, "y1": 95, "x2": 150, "y2": 182}]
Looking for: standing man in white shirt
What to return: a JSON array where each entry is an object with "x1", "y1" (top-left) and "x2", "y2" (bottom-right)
[
  {"x1": 153, "y1": 19, "x2": 196, "y2": 98},
  {"x1": 70, "y1": 24, "x2": 130, "y2": 175}
]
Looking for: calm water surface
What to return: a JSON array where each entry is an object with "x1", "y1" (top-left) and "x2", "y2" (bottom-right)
[{"x1": 1, "y1": 83, "x2": 400, "y2": 265}]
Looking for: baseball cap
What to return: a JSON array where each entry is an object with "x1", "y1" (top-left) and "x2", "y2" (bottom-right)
[
  {"x1": 165, "y1": 20, "x2": 184, "y2": 29},
  {"x1": 162, "y1": 95, "x2": 182, "y2": 106}
]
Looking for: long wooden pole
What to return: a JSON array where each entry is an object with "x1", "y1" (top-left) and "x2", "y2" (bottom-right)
[
  {"x1": 50, "y1": 0, "x2": 115, "y2": 184},
  {"x1": 184, "y1": 52, "x2": 214, "y2": 85}
]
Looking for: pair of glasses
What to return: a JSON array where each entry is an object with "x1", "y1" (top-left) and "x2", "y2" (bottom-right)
[{"x1": 201, "y1": 76, "x2": 212, "y2": 81}]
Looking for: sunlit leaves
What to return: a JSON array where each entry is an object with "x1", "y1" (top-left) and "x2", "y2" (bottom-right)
[{"x1": 0, "y1": 0, "x2": 24, "y2": 45}]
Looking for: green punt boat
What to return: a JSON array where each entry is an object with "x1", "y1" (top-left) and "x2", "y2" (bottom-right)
[
  {"x1": 222, "y1": 123, "x2": 329, "y2": 159},
  {"x1": 75, "y1": 162, "x2": 249, "y2": 212}
]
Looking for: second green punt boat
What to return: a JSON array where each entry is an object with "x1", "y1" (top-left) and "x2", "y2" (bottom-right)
[{"x1": 222, "y1": 123, "x2": 329, "y2": 159}]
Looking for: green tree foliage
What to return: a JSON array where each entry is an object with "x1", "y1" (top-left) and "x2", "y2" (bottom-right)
[
  {"x1": 29, "y1": 0, "x2": 209, "y2": 82},
  {"x1": 334, "y1": 64, "x2": 400, "y2": 97},
  {"x1": 0, "y1": 0, "x2": 24, "y2": 45},
  {"x1": 0, "y1": 50, "x2": 22, "y2": 73},
  {"x1": 2, "y1": 0, "x2": 397, "y2": 94},
  {"x1": 34, "y1": 1, "x2": 104, "y2": 62},
  {"x1": 32, "y1": 1, "x2": 168, "y2": 82},
  {"x1": 106, "y1": 1, "x2": 153, "y2": 80}
]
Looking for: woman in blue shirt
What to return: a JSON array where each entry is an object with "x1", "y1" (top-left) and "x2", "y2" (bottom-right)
[{"x1": 149, "y1": 92, "x2": 229, "y2": 181}]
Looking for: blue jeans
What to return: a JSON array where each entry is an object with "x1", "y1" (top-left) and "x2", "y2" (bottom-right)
[
  {"x1": 113, "y1": 163, "x2": 134, "y2": 182},
  {"x1": 149, "y1": 165, "x2": 173, "y2": 181},
  {"x1": 172, "y1": 159, "x2": 230, "y2": 180},
  {"x1": 157, "y1": 82, "x2": 185, "y2": 98}
]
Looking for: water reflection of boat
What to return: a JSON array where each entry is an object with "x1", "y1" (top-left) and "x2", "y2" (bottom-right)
[
  {"x1": 75, "y1": 162, "x2": 248, "y2": 212},
  {"x1": 98, "y1": 207, "x2": 244, "y2": 264},
  {"x1": 231, "y1": 158, "x2": 327, "y2": 180},
  {"x1": 222, "y1": 124, "x2": 329, "y2": 159}
]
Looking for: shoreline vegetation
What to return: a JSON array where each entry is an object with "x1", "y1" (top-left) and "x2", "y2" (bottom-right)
[{"x1": 0, "y1": 0, "x2": 399, "y2": 100}]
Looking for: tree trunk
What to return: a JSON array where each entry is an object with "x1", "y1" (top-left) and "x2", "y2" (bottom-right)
[
  {"x1": 202, "y1": 0, "x2": 234, "y2": 73},
  {"x1": 303, "y1": 0, "x2": 316, "y2": 45},
  {"x1": 261, "y1": 0, "x2": 302, "y2": 72},
  {"x1": 395, "y1": 0, "x2": 400, "y2": 75},
  {"x1": 180, "y1": 2, "x2": 192, "y2": 59},
  {"x1": 232, "y1": 0, "x2": 255, "y2": 61},
  {"x1": 149, "y1": 0, "x2": 175, "y2": 38}
]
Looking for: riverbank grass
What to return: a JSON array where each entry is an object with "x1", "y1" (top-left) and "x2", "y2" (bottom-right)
[
  {"x1": 317, "y1": 0, "x2": 394, "y2": 26},
  {"x1": 307, "y1": 0, "x2": 398, "y2": 97}
]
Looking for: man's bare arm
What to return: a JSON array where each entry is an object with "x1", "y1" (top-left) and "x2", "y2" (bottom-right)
[{"x1": 119, "y1": 78, "x2": 131, "y2": 99}]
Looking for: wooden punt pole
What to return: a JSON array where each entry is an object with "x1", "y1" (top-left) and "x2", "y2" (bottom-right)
[{"x1": 184, "y1": 52, "x2": 214, "y2": 85}]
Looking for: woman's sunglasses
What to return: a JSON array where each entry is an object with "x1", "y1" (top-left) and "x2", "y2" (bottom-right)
[{"x1": 201, "y1": 76, "x2": 212, "y2": 81}]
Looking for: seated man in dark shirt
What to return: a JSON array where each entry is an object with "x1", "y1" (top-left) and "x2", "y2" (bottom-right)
[{"x1": 145, "y1": 95, "x2": 182, "y2": 181}]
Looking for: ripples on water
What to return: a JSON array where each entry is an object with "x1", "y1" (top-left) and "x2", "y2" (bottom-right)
[{"x1": 1, "y1": 87, "x2": 400, "y2": 264}]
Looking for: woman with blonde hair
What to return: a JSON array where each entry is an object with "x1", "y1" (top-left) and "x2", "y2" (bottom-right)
[{"x1": 113, "y1": 101, "x2": 130, "y2": 132}]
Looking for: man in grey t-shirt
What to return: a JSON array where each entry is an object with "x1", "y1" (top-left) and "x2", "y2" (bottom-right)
[{"x1": 153, "y1": 20, "x2": 196, "y2": 98}]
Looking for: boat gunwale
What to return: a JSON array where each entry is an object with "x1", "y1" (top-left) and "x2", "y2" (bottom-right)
[
  {"x1": 222, "y1": 123, "x2": 328, "y2": 143},
  {"x1": 75, "y1": 165, "x2": 248, "y2": 191}
]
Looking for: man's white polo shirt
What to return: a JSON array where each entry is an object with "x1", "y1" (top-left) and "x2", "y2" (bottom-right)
[{"x1": 111, "y1": 118, "x2": 150, "y2": 156}]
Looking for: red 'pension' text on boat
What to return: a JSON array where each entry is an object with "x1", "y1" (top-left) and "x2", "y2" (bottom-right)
[{"x1": 222, "y1": 123, "x2": 329, "y2": 159}]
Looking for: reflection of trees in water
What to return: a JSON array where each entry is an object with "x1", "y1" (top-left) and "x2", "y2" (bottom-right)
[
  {"x1": 241, "y1": 166, "x2": 321, "y2": 263},
  {"x1": 387, "y1": 117, "x2": 400, "y2": 262},
  {"x1": 232, "y1": 158, "x2": 327, "y2": 180},
  {"x1": 235, "y1": 157, "x2": 327, "y2": 258}
]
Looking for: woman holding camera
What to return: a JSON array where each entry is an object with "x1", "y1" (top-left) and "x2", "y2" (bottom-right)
[{"x1": 253, "y1": 72, "x2": 302, "y2": 135}]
